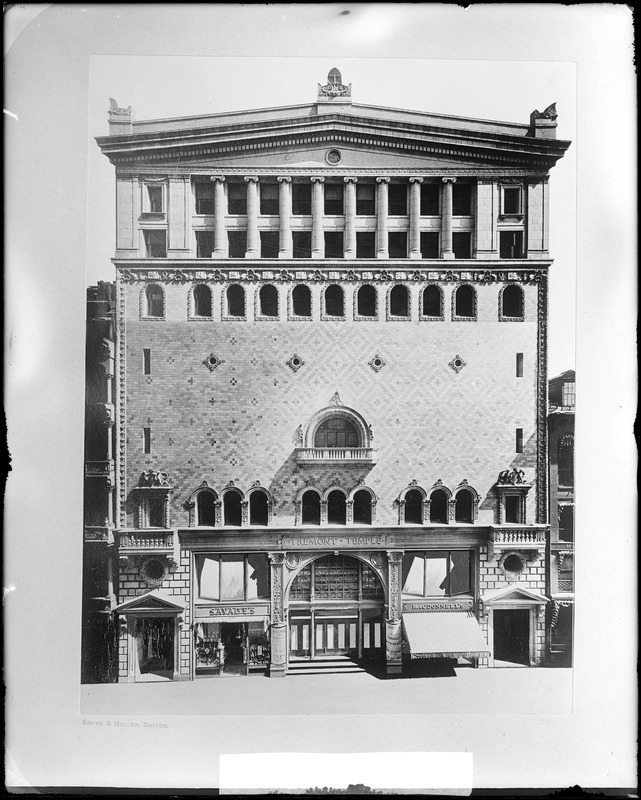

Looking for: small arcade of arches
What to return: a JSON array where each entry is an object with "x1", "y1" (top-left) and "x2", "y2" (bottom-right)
[{"x1": 295, "y1": 484, "x2": 376, "y2": 526}]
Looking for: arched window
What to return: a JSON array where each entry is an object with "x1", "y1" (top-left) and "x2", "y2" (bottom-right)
[
  {"x1": 422, "y1": 285, "x2": 442, "y2": 317},
  {"x1": 314, "y1": 418, "x2": 359, "y2": 448},
  {"x1": 197, "y1": 492, "x2": 216, "y2": 526},
  {"x1": 292, "y1": 285, "x2": 311, "y2": 317},
  {"x1": 226, "y1": 284, "x2": 245, "y2": 317},
  {"x1": 223, "y1": 490, "x2": 242, "y2": 526},
  {"x1": 193, "y1": 284, "x2": 212, "y2": 317},
  {"x1": 502, "y1": 285, "x2": 524, "y2": 318},
  {"x1": 454, "y1": 284, "x2": 476, "y2": 318},
  {"x1": 429, "y1": 489, "x2": 449, "y2": 523},
  {"x1": 390, "y1": 285, "x2": 409, "y2": 317},
  {"x1": 249, "y1": 490, "x2": 269, "y2": 525},
  {"x1": 259, "y1": 284, "x2": 278, "y2": 317},
  {"x1": 357, "y1": 284, "x2": 376, "y2": 317},
  {"x1": 353, "y1": 490, "x2": 372, "y2": 525},
  {"x1": 324, "y1": 284, "x2": 344, "y2": 317},
  {"x1": 404, "y1": 489, "x2": 423, "y2": 524},
  {"x1": 302, "y1": 490, "x2": 321, "y2": 525},
  {"x1": 327, "y1": 490, "x2": 346, "y2": 525},
  {"x1": 455, "y1": 489, "x2": 473, "y2": 523},
  {"x1": 145, "y1": 284, "x2": 164, "y2": 317},
  {"x1": 558, "y1": 434, "x2": 574, "y2": 486}
]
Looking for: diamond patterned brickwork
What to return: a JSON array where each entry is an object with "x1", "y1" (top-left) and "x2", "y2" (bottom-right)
[{"x1": 122, "y1": 279, "x2": 540, "y2": 528}]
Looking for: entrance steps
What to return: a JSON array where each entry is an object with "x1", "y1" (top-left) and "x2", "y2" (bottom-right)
[{"x1": 287, "y1": 655, "x2": 366, "y2": 676}]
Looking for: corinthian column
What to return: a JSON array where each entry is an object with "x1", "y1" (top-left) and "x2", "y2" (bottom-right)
[
  {"x1": 311, "y1": 176, "x2": 325, "y2": 259},
  {"x1": 244, "y1": 175, "x2": 260, "y2": 257},
  {"x1": 277, "y1": 176, "x2": 292, "y2": 258},
  {"x1": 385, "y1": 551, "x2": 404, "y2": 675},
  {"x1": 376, "y1": 177, "x2": 390, "y2": 259},
  {"x1": 210, "y1": 175, "x2": 227, "y2": 258},
  {"x1": 441, "y1": 177, "x2": 456, "y2": 260},
  {"x1": 343, "y1": 177, "x2": 358, "y2": 259},
  {"x1": 268, "y1": 553, "x2": 286, "y2": 678},
  {"x1": 409, "y1": 177, "x2": 423, "y2": 259}
]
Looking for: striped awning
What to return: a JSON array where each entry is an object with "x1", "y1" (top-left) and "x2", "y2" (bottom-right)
[{"x1": 402, "y1": 611, "x2": 490, "y2": 659}]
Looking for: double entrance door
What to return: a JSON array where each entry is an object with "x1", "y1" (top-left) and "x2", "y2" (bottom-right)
[
  {"x1": 493, "y1": 609, "x2": 530, "y2": 665},
  {"x1": 290, "y1": 611, "x2": 382, "y2": 660}
]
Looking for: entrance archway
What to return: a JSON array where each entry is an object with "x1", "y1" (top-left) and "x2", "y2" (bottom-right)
[{"x1": 287, "y1": 554, "x2": 385, "y2": 663}]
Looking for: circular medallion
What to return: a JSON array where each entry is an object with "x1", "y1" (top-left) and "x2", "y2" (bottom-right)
[
  {"x1": 285, "y1": 553, "x2": 301, "y2": 570},
  {"x1": 325, "y1": 149, "x2": 342, "y2": 165},
  {"x1": 141, "y1": 557, "x2": 168, "y2": 586},
  {"x1": 370, "y1": 553, "x2": 383, "y2": 569}
]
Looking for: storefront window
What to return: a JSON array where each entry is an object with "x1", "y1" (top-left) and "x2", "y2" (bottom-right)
[
  {"x1": 197, "y1": 554, "x2": 269, "y2": 601},
  {"x1": 402, "y1": 551, "x2": 472, "y2": 597},
  {"x1": 425, "y1": 554, "x2": 448, "y2": 596}
]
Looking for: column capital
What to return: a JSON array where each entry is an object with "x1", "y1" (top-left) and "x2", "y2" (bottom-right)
[
  {"x1": 310, "y1": 176, "x2": 325, "y2": 184},
  {"x1": 268, "y1": 552, "x2": 285, "y2": 565},
  {"x1": 244, "y1": 175, "x2": 260, "y2": 183},
  {"x1": 210, "y1": 175, "x2": 226, "y2": 183},
  {"x1": 277, "y1": 176, "x2": 292, "y2": 184},
  {"x1": 376, "y1": 176, "x2": 391, "y2": 184},
  {"x1": 343, "y1": 176, "x2": 358, "y2": 184},
  {"x1": 442, "y1": 176, "x2": 457, "y2": 184},
  {"x1": 409, "y1": 176, "x2": 424, "y2": 184},
  {"x1": 386, "y1": 550, "x2": 404, "y2": 563}
]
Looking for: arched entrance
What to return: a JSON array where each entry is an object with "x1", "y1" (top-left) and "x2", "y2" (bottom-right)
[{"x1": 287, "y1": 554, "x2": 385, "y2": 664}]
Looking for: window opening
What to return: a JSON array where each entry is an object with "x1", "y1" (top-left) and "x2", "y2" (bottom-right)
[
  {"x1": 314, "y1": 418, "x2": 359, "y2": 448},
  {"x1": 292, "y1": 183, "x2": 312, "y2": 216},
  {"x1": 502, "y1": 285, "x2": 524, "y2": 317},
  {"x1": 516, "y1": 352, "x2": 524, "y2": 378},
  {"x1": 249, "y1": 491, "x2": 269, "y2": 525},
  {"x1": 195, "y1": 183, "x2": 215, "y2": 215},
  {"x1": 390, "y1": 284, "x2": 409, "y2": 316},
  {"x1": 505, "y1": 495, "x2": 521, "y2": 523},
  {"x1": 402, "y1": 551, "x2": 471, "y2": 597},
  {"x1": 502, "y1": 186, "x2": 522, "y2": 215},
  {"x1": 197, "y1": 492, "x2": 217, "y2": 526},
  {"x1": 558, "y1": 434, "x2": 574, "y2": 486},
  {"x1": 223, "y1": 490, "x2": 242, "y2": 527},
  {"x1": 227, "y1": 231, "x2": 247, "y2": 259},
  {"x1": 404, "y1": 490, "x2": 423, "y2": 524},
  {"x1": 226, "y1": 284, "x2": 245, "y2": 317},
  {"x1": 259, "y1": 284, "x2": 279, "y2": 317},
  {"x1": 356, "y1": 184, "x2": 375, "y2": 215},
  {"x1": 429, "y1": 490, "x2": 448, "y2": 523},
  {"x1": 146, "y1": 185, "x2": 163, "y2": 213},
  {"x1": 455, "y1": 490, "x2": 473, "y2": 523},
  {"x1": 227, "y1": 183, "x2": 247, "y2": 215},
  {"x1": 324, "y1": 284, "x2": 344, "y2": 317},
  {"x1": 292, "y1": 285, "x2": 312, "y2": 316},
  {"x1": 327, "y1": 490, "x2": 347, "y2": 525},
  {"x1": 452, "y1": 232, "x2": 472, "y2": 259},
  {"x1": 422, "y1": 285, "x2": 442, "y2": 317},
  {"x1": 302, "y1": 490, "x2": 321, "y2": 525},
  {"x1": 500, "y1": 231, "x2": 524, "y2": 259},
  {"x1": 143, "y1": 230, "x2": 167, "y2": 258},
  {"x1": 420, "y1": 183, "x2": 440, "y2": 216},
  {"x1": 145, "y1": 284, "x2": 164, "y2": 317},
  {"x1": 562, "y1": 382, "x2": 576, "y2": 406},
  {"x1": 260, "y1": 231, "x2": 279, "y2": 259},
  {"x1": 559, "y1": 506, "x2": 574, "y2": 542},
  {"x1": 353, "y1": 490, "x2": 372, "y2": 525},
  {"x1": 143, "y1": 427, "x2": 151, "y2": 455},
  {"x1": 324, "y1": 184, "x2": 344, "y2": 215},
  {"x1": 324, "y1": 232, "x2": 344, "y2": 259},
  {"x1": 292, "y1": 231, "x2": 312, "y2": 259},
  {"x1": 193, "y1": 284, "x2": 212, "y2": 317},
  {"x1": 143, "y1": 348, "x2": 151, "y2": 375},
  {"x1": 453, "y1": 183, "x2": 472, "y2": 216},
  {"x1": 388, "y1": 184, "x2": 407, "y2": 215},
  {"x1": 260, "y1": 183, "x2": 279, "y2": 215},
  {"x1": 516, "y1": 428, "x2": 524, "y2": 453},
  {"x1": 420, "y1": 232, "x2": 439, "y2": 259},
  {"x1": 196, "y1": 231, "x2": 215, "y2": 258},
  {"x1": 357, "y1": 284, "x2": 376, "y2": 316},
  {"x1": 454, "y1": 284, "x2": 475, "y2": 317},
  {"x1": 388, "y1": 232, "x2": 407, "y2": 258},
  {"x1": 356, "y1": 232, "x2": 376, "y2": 259}
]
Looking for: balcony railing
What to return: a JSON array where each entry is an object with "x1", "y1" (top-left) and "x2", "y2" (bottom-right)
[
  {"x1": 118, "y1": 531, "x2": 174, "y2": 554},
  {"x1": 85, "y1": 460, "x2": 114, "y2": 477},
  {"x1": 84, "y1": 526, "x2": 112, "y2": 543},
  {"x1": 295, "y1": 447, "x2": 377, "y2": 466},
  {"x1": 488, "y1": 526, "x2": 547, "y2": 557}
]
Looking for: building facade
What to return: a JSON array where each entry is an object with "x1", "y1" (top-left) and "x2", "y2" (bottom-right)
[
  {"x1": 546, "y1": 370, "x2": 575, "y2": 666},
  {"x1": 84, "y1": 70, "x2": 571, "y2": 682}
]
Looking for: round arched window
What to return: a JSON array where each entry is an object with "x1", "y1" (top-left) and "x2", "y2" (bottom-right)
[{"x1": 314, "y1": 418, "x2": 359, "y2": 448}]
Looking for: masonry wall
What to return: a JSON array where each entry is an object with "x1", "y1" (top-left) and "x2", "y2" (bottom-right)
[{"x1": 120, "y1": 275, "x2": 541, "y2": 529}]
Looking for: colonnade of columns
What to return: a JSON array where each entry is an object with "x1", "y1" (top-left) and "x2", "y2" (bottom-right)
[{"x1": 208, "y1": 174, "x2": 460, "y2": 260}]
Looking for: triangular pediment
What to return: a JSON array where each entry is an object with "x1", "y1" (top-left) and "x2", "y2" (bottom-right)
[
  {"x1": 481, "y1": 585, "x2": 549, "y2": 605},
  {"x1": 114, "y1": 589, "x2": 185, "y2": 614}
]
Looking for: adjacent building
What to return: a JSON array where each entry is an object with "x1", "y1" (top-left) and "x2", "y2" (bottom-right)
[{"x1": 83, "y1": 70, "x2": 571, "y2": 682}]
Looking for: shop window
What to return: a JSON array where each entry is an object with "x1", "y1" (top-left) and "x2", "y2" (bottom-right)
[
  {"x1": 195, "y1": 183, "x2": 215, "y2": 215},
  {"x1": 420, "y1": 232, "x2": 439, "y2": 259},
  {"x1": 453, "y1": 183, "x2": 472, "y2": 216},
  {"x1": 223, "y1": 490, "x2": 242, "y2": 527},
  {"x1": 302, "y1": 490, "x2": 321, "y2": 525},
  {"x1": 324, "y1": 184, "x2": 344, "y2": 215},
  {"x1": 197, "y1": 554, "x2": 269, "y2": 601},
  {"x1": 402, "y1": 551, "x2": 471, "y2": 597},
  {"x1": 226, "y1": 284, "x2": 245, "y2": 317},
  {"x1": 196, "y1": 231, "x2": 215, "y2": 258},
  {"x1": 292, "y1": 284, "x2": 312, "y2": 317},
  {"x1": 260, "y1": 232, "x2": 279, "y2": 259},
  {"x1": 324, "y1": 284, "x2": 344, "y2": 317},
  {"x1": 193, "y1": 284, "x2": 212, "y2": 317},
  {"x1": 420, "y1": 183, "x2": 440, "y2": 216},
  {"x1": 314, "y1": 418, "x2": 359, "y2": 448},
  {"x1": 356, "y1": 232, "x2": 376, "y2": 259},
  {"x1": 356, "y1": 184, "x2": 375, "y2": 215},
  {"x1": 143, "y1": 230, "x2": 167, "y2": 258},
  {"x1": 292, "y1": 183, "x2": 311, "y2": 216},
  {"x1": 516, "y1": 428, "x2": 524, "y2": 454},
  {"x1": 429, "y1": 489, "x2": 449, "y2": 523},
  {"x1": 452, "y1": 232, "x2": 472, "y2": 259},
  {"x1": 259, "y1": 284, "x2": 279, "y2": 317},
  {"x1": 388, "y1": 232, "x2": 407, "y2": 258},
  {"x1": 357, "y1": 284, "x2": 377, "y2": 317},
  {"x1": 327, "y1": 490, "x2": 347, "y2": 525},
  {"x1": 558, "y1": 434, "x2": 574, "y2": 486},
  {"x1": 227, "y1": 231, "x2": 247, "y2": 259},
  {"x1": 454, "y1": 284, "x2": 476, "y2": 318},
  {"x1": 249, "y1": 491, "x2": 269, "y2": 526},
  {"x1": 500, "y1": 231, "x2": 525, "y2": 259},
  {"x1": 516, "y1": 352, "x2": 524, "y2": 378},
  {"x1": 144, "y1": 184, "x2": 164, "y2": 214},
  {"x1": 501, "y1": 285, "x2": 524, "y2": 318},
  {"x1": 388, "y1": 184, "x2": 408, "y2": 216},
  {"x1": 353, "y1": 490, "x2": 372, "y2": 525},
  {"x1": 501, "y1": 185, "x2": 522, "y2": 215},
  {"x1": 260, "y1": 183, "x2": 279, "y2": 215},
  {"x1": 325, "y1": 232, "x2": 344, "y2": 259},
  {"x1": 197, "y1": 491, "x2": 217, "y2": 526},
  {"x1": 404, "y1": 489, "x2": 423, "y2": 525},
  {"x1": 227, "y1": 183, "x2": 247, "y2": 215},
  {"x1": 422, "y1": 285, "x2": 443, "y2": 317},
  {"x1": 144, "y1": 284, "x2": 164, "y2": 317},
  {"x1": 390, "y1": 284, "x2": 409, "y2": 317},
  {"x1": 454, "y1": 489, "x2": 473, "y2": 523},
  {"x1": 135, "y1": 618, "x2": 173, "y2": 675},
  {"x1": 505, "y1": 495, "x2": 522, "y2": 523},
  {"x1": 292, "y1": 231, "x2": 312, "y2": 258}
]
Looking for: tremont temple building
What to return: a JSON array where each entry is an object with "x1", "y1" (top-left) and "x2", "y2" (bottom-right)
[{"x1": 82, "y1": 70, "x2": 572, "y2": 683}]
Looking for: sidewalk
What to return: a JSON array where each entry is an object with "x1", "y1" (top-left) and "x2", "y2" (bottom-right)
[{"x1": 81, "y1": 666, "x2": 573, "y2": 717}]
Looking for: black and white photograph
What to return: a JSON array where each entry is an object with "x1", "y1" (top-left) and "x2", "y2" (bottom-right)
[{"x1": 5, "y1": 5, "x2": 636, "y2": 795}]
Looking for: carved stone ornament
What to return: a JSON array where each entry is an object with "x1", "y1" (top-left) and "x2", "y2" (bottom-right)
[
  {"x1": 109, "y1": 98, "x2": 131, "y2": 116},
  {"x1": 329, "y1": 391, "x2": 343, "y2": 406},
  {"x1": 370, "y1": 553, "x2": 383, "y2": 569},
  {"x1": 449, "y1": 355, "x2": 467, "y2": 373},
  {"x1": 497, "y1": 467, "x2": 527, "y2": 485},
  {"x1": 532, "y1": 102, "x2": 558, "y2": 120},
  {"x1": 285, "y1": 553, "x2": 301, "y2": 571},
  {"x1": 368, "y1": 354, "x2": 386, "y2": 373},
  {"x1": 137, "y1": 470, "x2": 170, "y2": 487},
  {"x1": 203, "y1": 353, "x2": 225, "y2": 372},
  {"x1": 498, "y1": 550, "x2": 527, "y2": 580},
  {"x1": 318, "y1": 68, "x2": 351, "y2": 98},
  {"x1": 286, "y1": 354, "x2": 305, "y2": 373}
]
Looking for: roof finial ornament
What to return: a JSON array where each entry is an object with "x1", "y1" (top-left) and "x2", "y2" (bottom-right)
[{"x1": 318, "y1": 68, "x2": 351, "y2": 99}]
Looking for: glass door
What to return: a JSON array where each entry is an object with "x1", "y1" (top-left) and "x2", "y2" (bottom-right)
[{"x1": 314, "y1": 617, "x2": 357, "y2": 657}]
